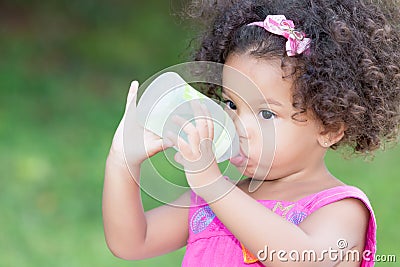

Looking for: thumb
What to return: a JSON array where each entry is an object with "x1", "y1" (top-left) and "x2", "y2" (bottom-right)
[{"x1": 125, "y1": 81, "x2": 139, "y2": 112}]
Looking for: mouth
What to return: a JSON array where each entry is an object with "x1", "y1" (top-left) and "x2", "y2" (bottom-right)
[{"x1": 229, "y1": 147, "x2": 248, "y2": 167}]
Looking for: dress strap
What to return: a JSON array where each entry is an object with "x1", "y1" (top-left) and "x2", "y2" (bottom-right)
[{"x1": 304, "y1": 185, "x2": 376, "y2": 266}]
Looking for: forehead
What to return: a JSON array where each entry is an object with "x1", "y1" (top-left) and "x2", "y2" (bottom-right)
[{"x1": 222, "y1": 53, "x2": 293, "y2": 105}]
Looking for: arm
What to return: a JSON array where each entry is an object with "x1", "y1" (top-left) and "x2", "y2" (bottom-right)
[
  {"x1": 198, "y1": 178, "x2": 369, "y2": 266},
  {"x1": 169, "y1": 105, "x2": 369, "y2": 266},
  {"x1": 102, "y1": 82, "x2": 189, "y2": 260}
]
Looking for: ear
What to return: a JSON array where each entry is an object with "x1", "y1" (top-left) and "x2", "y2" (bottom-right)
[{"x1": 317, "y1": 123, "x2": 346, "y2": 148}]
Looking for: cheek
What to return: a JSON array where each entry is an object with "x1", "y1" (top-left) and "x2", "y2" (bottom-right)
[
  {"x1": 273, "y1": 121, "x2": 319, "y2": 158},
  {"x1": 274, "y1": 124, "x2": 294, "y2": 150},
  {"x1": 249, "y1": 122, "x2": 275, "y2": 161}
]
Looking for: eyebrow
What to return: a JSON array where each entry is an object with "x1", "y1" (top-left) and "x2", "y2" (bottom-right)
[
  {"x1": 265, "y1": 98, "x2": 283, "y2": 107},
  {"x1": 222, "y1": 91, "x2": 283, "y2": 107}
]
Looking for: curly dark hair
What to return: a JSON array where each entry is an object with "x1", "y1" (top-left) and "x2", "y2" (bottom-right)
[{"x1": 184, "y1": 0, "x2": 400, "y2": 154}]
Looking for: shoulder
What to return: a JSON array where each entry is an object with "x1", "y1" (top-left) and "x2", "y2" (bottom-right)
[
  {"x1": 300, "y1": 185, "x2": 374, "y2": 253},
  {"x1": 303, "y1": 185, "x2": 373, "y2": 213},
  {"x1": 305, "y1": 195, "x2": 370, "y2": 231},
  {"x1": 303, "y1": 185, "x2": 374, "y2": 236}
]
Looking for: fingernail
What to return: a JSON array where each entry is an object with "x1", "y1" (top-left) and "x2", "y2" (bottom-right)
[
  {"x1": 129, "y1": 81, "x2": 139, "y2": 95},
  {"x1": 130, "y1": 80, "x2": 139, "y2": 89},
  {"x1": 127, "y1": 81, "x2": 139, "y2": 103}
]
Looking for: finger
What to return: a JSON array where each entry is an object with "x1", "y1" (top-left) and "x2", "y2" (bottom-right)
[
  {"x1": 125, "y1": 81, "x2": 139, "y2": 112},
  {"x1": 144, "y1": 138, "x2": 164, "y2": 157},
  {"x1": 201, "y1": 103, "x2": 214, "y2": 139},
  {"x1": 190, "y1": 100, "x2": 209, "y2": 139},
  {"x1": 166, "y1": 131, "x2": 192, "y2": 156},
  {"x1": 199, "y1": 138, "x2": 214, "y2": 157},
  {"x1": 172, "y1": 115, "x2": 200, "y2": 153},
  {"x1": 144, "y1": 129, "x2": 172, "y2": 152},
  {"x1": 162, "y1": 137, "x2": 174, "y2": 148},
  {"x1": 144, "y1": 129, "x2": 175, "y2": 157}
]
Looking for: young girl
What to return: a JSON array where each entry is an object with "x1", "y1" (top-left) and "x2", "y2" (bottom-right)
[{"x1": 102, "y1": 0, "x2": 400, "y2": 266}]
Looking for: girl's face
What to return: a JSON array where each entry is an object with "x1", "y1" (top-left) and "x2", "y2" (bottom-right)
[{"x1": 222, "y1": 53, "x2": 326, "y2": 181}]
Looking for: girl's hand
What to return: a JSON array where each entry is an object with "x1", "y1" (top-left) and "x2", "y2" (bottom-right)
[
  {"x1": 109, "y1": 81, "x2": 172, "y2": 167},
  {"x1": 167, "y1": 101, "x2": 223, "y2": 192}
]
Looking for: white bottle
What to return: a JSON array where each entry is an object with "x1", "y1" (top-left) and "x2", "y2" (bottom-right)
[{"x1": 136, "y1": 72, "x2": 239, "y2": 163}]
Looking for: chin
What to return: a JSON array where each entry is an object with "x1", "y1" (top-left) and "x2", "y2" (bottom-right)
[
  {"x1": 232, "y1": 160, "x2": 270, "y2": 179},
  {"x1": 248, "y1": 166, "x2": 273, "y2": 181},
  {"x1": 238, "y1": 165, "x2": 258, "y2": 178}
]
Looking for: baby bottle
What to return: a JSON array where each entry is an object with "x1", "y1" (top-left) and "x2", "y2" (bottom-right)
[{"x1": 136, "y1": 72, "x2": 240, "y2": 163}]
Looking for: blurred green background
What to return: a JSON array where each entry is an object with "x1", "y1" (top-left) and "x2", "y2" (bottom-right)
[{"x1": 0, "y1": 1, "x2": 398, "y2": 266}]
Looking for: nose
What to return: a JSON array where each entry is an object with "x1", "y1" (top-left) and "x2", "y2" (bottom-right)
[{"x1": 232, "y1": 112, "x2": 257, "y2": 141}]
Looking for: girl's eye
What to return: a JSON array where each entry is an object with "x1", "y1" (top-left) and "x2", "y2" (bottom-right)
[
  {"x1": 223, "y1": 100, "x2": 237, "y2": 110},
  {"x1": 259, "y1": 110, "x2": 276, "y2": 120}
]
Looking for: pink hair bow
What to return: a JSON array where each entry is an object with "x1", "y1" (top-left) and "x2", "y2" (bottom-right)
[{"x1": 248, "y1": 15, "x2": 311, "y2": 56}]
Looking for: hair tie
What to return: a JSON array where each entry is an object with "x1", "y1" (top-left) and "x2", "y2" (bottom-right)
[{"x1": 248, "y1": 15, "x2": 311, "y2": 56}]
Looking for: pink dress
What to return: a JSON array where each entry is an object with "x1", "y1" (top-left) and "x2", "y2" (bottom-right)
[{"x1": 182, "y1": 185, "x2": 376, "y2": 266}]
